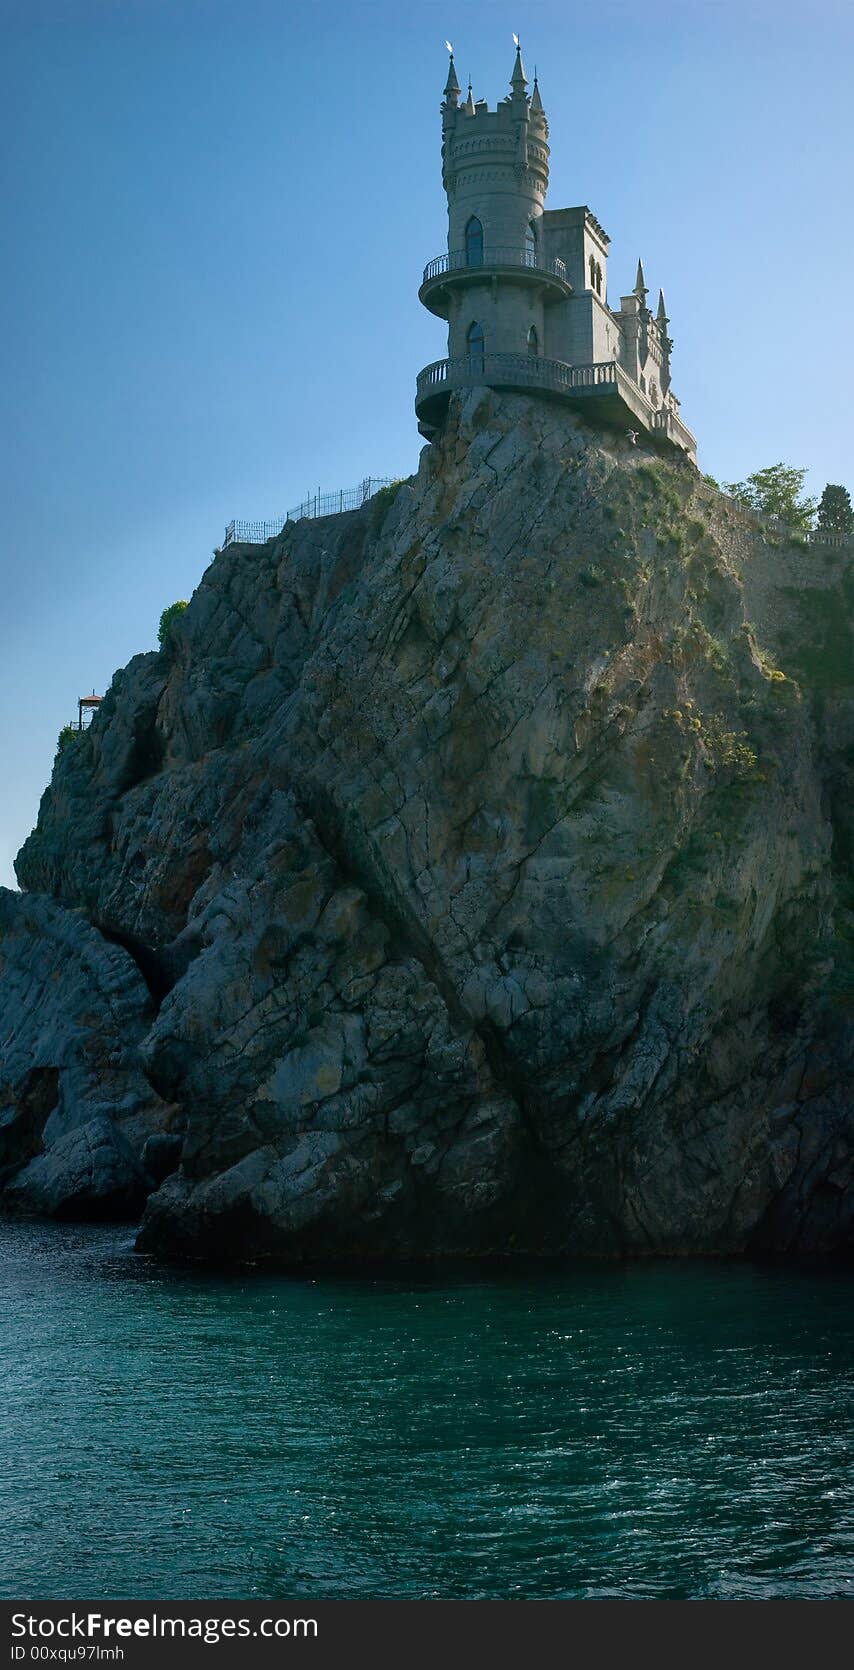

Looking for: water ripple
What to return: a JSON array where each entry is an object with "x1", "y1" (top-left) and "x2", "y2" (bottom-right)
[{"x1": 0, "y1": 1222, "x2": 852, "y2": 1599}]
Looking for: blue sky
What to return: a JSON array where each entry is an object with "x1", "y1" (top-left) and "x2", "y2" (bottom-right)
[{"x1": 2, "y1": 0, "x2": 852, "y2": 890}]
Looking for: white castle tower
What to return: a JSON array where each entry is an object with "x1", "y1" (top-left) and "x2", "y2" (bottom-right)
[{"x1": 415, "y1": 44, "x2": 696, "y2": 462}]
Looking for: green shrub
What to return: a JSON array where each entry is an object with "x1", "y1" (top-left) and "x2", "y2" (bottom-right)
[
  {"x1": 371, "y1": 478, "x2": 406, "y2": 518},
  {"x1": 56, "y1": 724, "x2": 79, "y2": 756},
  {"x1": 701, "y1": 716, "x2": 761, "y2": 779},
  {"x1": 670, "y1": 705, "x2": 761, "y2": 780},
  {"x1": 158, "y1": 599, "x2": 189, "y2": 649}
]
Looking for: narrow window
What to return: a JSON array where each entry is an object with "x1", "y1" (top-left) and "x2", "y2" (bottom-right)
[
  {"x1": 589, "y1": 255, "x2": 596, "y2": 288},
  {"x1": 525, "y1": 221, "x2": 537, "y2": 263},
  {"x1": 595, "y1": 262, "x2": 603, "y2": 296},
  {"x1": 466, "y1": 320, "x2": 485, "y2": 367},
  {"x1": 527, "y1": 325, "x2": 539, "y2": 356},
  {"x1": 465, "y1": 216, "x2": 483, "y2": 267}
]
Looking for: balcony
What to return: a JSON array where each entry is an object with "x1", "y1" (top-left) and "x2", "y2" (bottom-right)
[
  {"x1": 649, "y1": 406, "x2": 698, "y2": 458},
  {"x1": 419, "y1": 248, "x2": 572, "y2": 316},
  {"x1": 415, "y1": 352, "x2": 697, "y2": 461},
  {"x1": 416, "y1": 351, "x2": 621, "y2": 408}
]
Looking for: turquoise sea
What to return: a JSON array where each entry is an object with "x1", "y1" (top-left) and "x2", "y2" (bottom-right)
[{"x1": 0, "y1": 1221, "x2": 851, "y2": 1599}]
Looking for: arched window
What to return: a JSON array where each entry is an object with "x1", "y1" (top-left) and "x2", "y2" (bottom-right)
[
  {"x1": 466, "y1": 320, "x2": 485, "y2": 367},
  {"x1": 589, "y1": 254, "x2": 596, "y2": 288},
  {"x1": 595, "y1": 262, "x2": 603, "y2": 296},
  {"x1": 465, "y1": 216, "x2": 483, "y2": 267},
  {"x1": 525, "y1": 221, "x2": 537, "y2": 263},
  {"x1": 527, "y1": 325, "x2": 539, "y2": 356}
]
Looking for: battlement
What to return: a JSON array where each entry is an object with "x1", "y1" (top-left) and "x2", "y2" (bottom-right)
[
  {"x1": 445, "y1": 95, "x2": 548, "y2": 130},
  {"x1": 543, "y1": 206, "x2": 610, "y2": 251},
  {"x1": 451, "y1": 97, "x2": 516, "y2": 126}
]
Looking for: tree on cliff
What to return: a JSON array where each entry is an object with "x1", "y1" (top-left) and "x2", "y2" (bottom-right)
[
  {"x1": 724, "y1": 463, "x2": 816, "y2": 532},
  {"x1": 816, "y1": 484, "x2": 854, "y2": 537}
]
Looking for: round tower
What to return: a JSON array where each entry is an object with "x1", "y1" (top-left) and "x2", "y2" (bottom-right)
[{"x1": 416, "y1": 45, "x2": 572, "y2": 438}]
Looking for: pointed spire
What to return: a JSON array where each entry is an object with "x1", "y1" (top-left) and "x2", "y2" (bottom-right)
[
  {"x1": 530, "y1": 73, "x2": 544, "y2": 114},
  {"x1": 510, "y1": 37, "x2": 528, "y2": 93},
  {"x1": 657, "y1": 287, "x2": 669, "y2": 324},
  {"x1": 634, "y1": 258, "x2": 648, "y2": 300},
  {"x1": 464, "y1": 79, "x2": 475, "y2": 116},
  {"x1": 443, "y1": 49, "x2": 461, "y2": 104}
]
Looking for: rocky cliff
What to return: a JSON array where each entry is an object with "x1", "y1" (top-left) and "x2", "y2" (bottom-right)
[{"x1": 4, "y1": 392, "x2": 853, "y2": 1260}]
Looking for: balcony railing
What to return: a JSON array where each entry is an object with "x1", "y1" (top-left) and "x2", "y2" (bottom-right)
[
  {"x1": 650, "y1": 406, "x2": 697, "y2": 453},
  {"x1": 807, "y1": 528, "x2": 853, "y2": 548},
  {"x1": 415, "y1": 354, "x2": 698, "y2": 457},
  {"x1": 416, "y1": 353, "x2": 619, "y2": 399},
  {"x1": 421, "y1": 248, "x2": 569, "y2": 286}
]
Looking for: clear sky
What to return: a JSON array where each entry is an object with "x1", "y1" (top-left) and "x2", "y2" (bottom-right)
[{"x1": 2, "y1": 0, "x2": 852, "y2": 890}]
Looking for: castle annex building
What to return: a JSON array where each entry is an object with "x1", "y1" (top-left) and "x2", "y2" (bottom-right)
[{"x1": 415, "y1": 44, "x2": 697, "y2": 463}]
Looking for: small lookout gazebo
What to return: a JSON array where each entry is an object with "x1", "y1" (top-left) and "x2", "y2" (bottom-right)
[{"x1": 77, "y1": 692, "x2": 102, "y2": 732}]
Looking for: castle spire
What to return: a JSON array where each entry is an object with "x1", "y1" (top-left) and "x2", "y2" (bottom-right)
[
  {"x1": 657, "y1": 287, "x2": 669, "y2": 324},
  {"x1": 464, "y1": 79, "x2": 476, "y2": 116},
  {"x1": 510, "y1": 37, "x2": 528, "y2": 94},
  {"x1": 634, "y1": 258, "x2": 648, "y2": 301},
  {"x1": 530, "y1": 73, "x2": 544, "y2": 114},
  {"x1": 443, "y1": 48, "x2": 461, "y2": 105}
]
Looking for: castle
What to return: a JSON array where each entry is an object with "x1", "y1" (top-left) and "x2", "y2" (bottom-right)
[{"x1": 415, "y1": 44, "x2": 697, "y2": 463}]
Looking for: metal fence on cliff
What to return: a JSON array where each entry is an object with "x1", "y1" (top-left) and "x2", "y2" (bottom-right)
[{"x1": 222, "y1": 477, "x2": 394, "y2": 548}]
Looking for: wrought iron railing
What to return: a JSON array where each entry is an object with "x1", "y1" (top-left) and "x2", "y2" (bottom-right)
[
  {"x1": 421, "y1": 248, "x2": 569, "y2": 286},
  {"x1": 223, "y1": 476, "x2": 395, "y2": 547},
  {"x1": 222, "y1": 518, "x2": 286, "y2": 546}
]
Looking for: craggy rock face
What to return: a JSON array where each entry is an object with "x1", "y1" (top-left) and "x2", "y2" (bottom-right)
[
  {"x1": 10, "y1": 392, "x2": 854, "y2": 1260},
  {"x1": 0, "y1": 891, "x2": 176, "y2": 1218}
]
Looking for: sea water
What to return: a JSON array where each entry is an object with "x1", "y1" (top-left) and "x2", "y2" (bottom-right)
[{"x1": 0, "y1": 1220, "x2": 851, "y2": 1599}]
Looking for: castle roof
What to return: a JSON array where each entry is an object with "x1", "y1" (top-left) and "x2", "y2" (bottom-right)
[
  {"x1": 510, "y1": 41, "x2": 528, "y2": 92},
  {"x1": 444, "y1": 53, "x2": 461, "y2": 100}
]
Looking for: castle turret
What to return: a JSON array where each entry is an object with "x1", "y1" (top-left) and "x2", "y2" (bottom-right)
[
  {"x1": 416, "y1": 45, "x2": 572, "y2": 437},
  {"x1": 415, "y1": 40, "x2": 696, "y2": 462}
]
